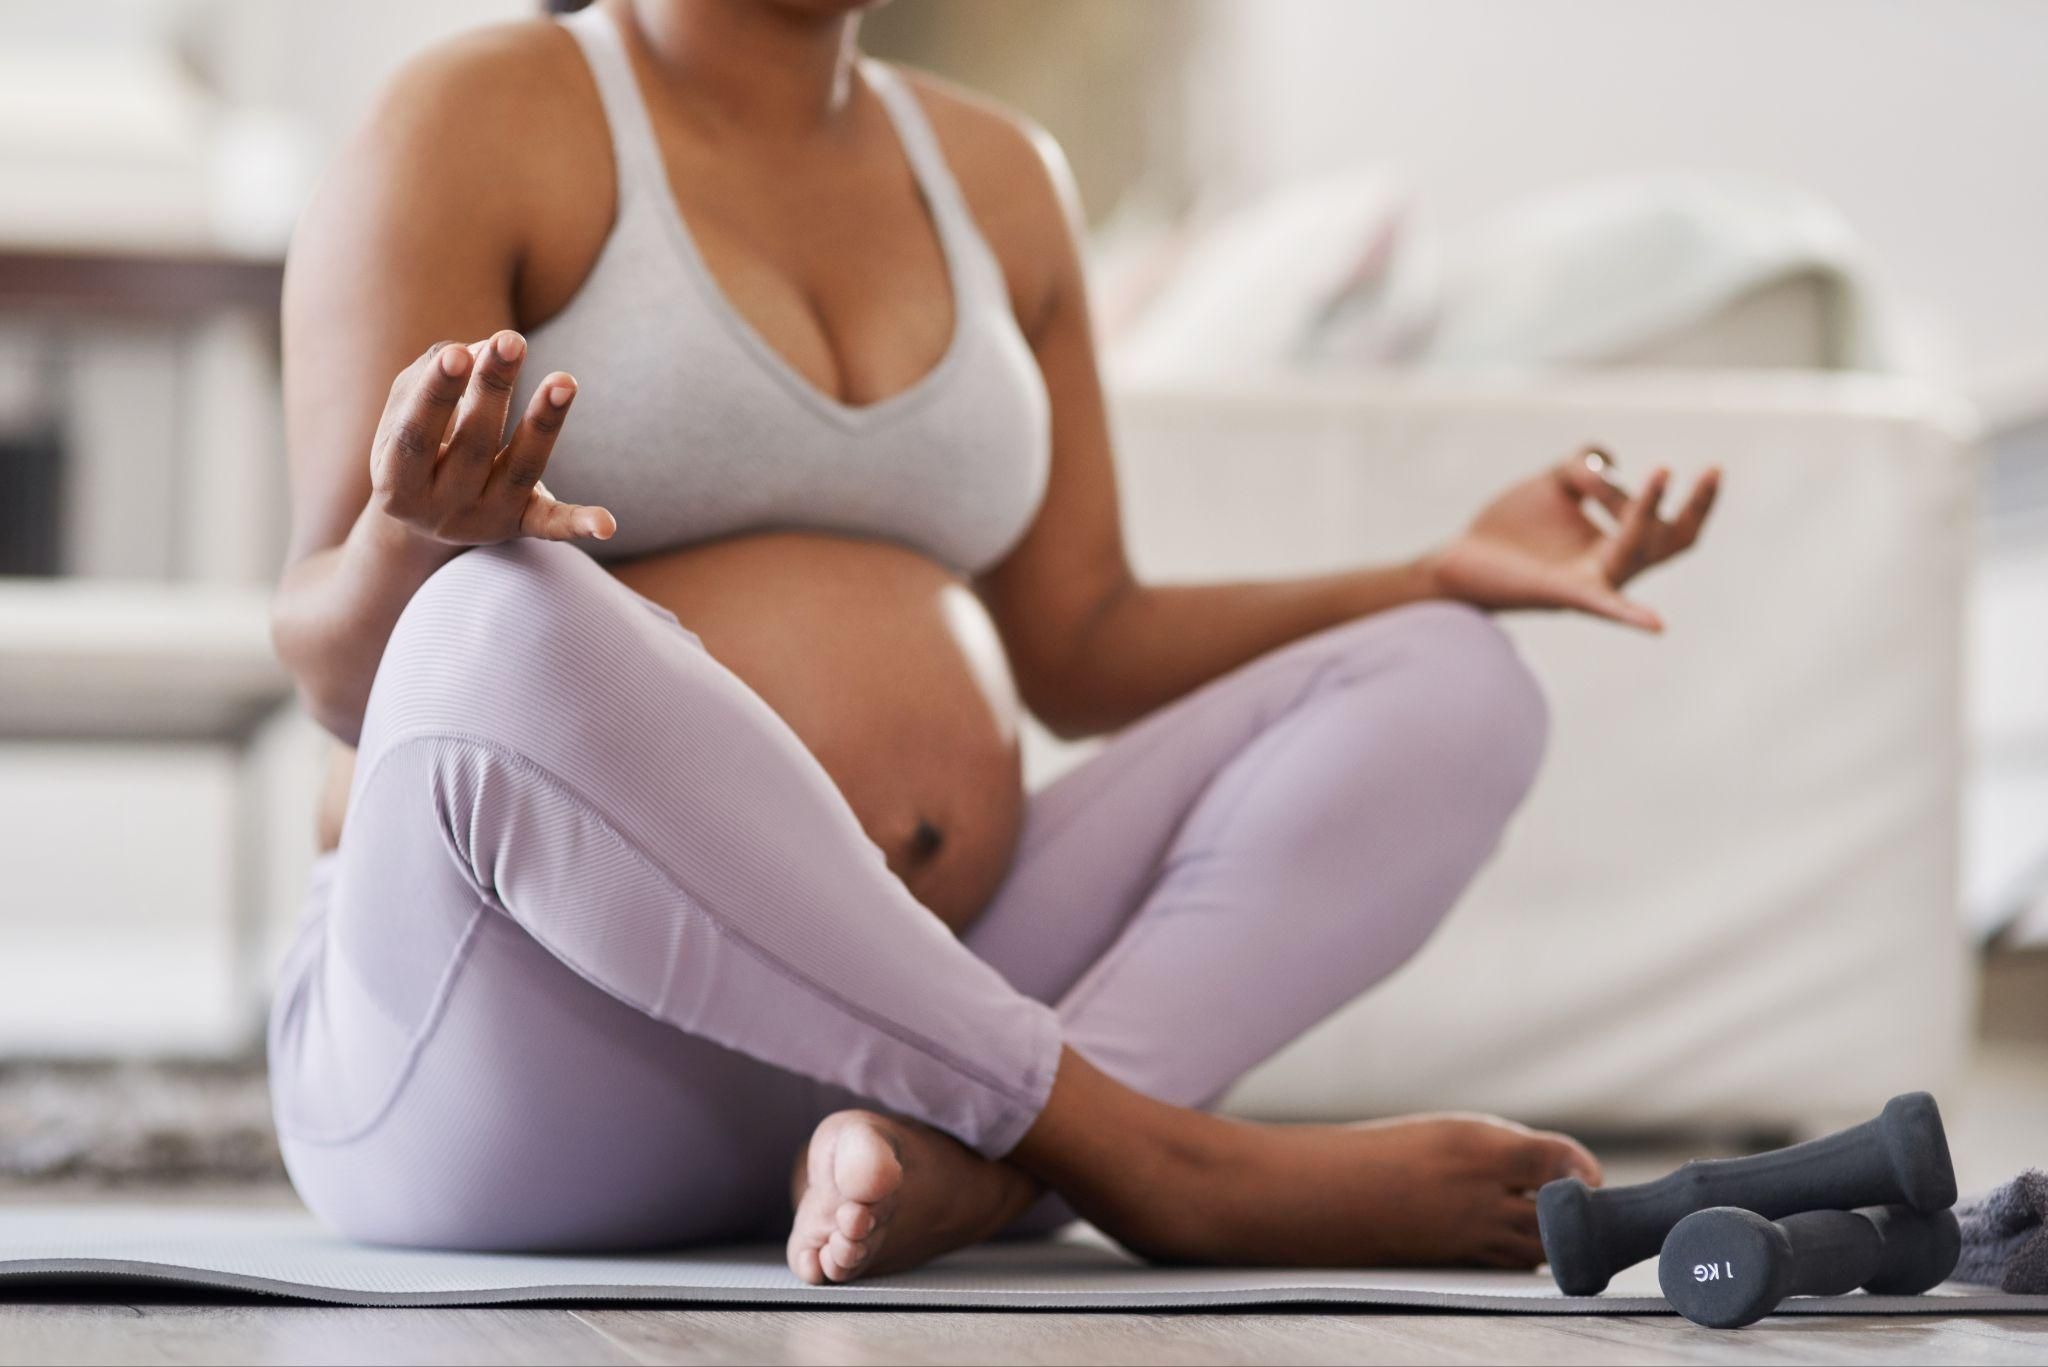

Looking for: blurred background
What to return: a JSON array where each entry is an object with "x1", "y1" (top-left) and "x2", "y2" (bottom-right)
[{"x1": 0, "y1": 0, "x2": 2041, "y2": 1187}]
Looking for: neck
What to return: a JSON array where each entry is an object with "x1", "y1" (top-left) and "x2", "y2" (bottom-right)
[{"x1": 621, "y1": 0, "x2": 863, "y2": 136}]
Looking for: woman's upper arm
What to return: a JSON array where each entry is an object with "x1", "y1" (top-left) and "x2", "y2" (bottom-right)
[
  {"x1": 942, "y1": 103, "x2": 1136, "y2": 699},
  {"x1": 281, "y1": 31, "x2": 547, "y2": 565}
]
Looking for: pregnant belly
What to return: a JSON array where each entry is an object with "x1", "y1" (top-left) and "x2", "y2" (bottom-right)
[{"x1": 611, "y1": 532, "x2": 1025, "y2": 933}]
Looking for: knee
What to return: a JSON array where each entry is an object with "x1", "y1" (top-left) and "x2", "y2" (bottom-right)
[
  {"x1": 407, "y1": 538, "x2": 598, "y2": 639},
  {"x1": 407, "y1": 537, "x2": 618, "y2": 655},
  {"x1": 1353, "y1": 602, "x2": 1549, "y2": 807},
  {"x1": 374, "y1": 539, "x2": 628, "y2": 732}
]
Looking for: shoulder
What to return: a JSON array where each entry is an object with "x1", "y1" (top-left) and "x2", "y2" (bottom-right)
[
  {"x1": 292, "y1": 19, "x2": 612, "y2": 295},
  {"x1": 886, "y1": 67, "x2": 1082, "y2": 328},
  {"x1": 371, "y1": 20, "x2": 596, "y2": 152},
  {"x1": 323, "y1": 20, "x2": 608, "y2": 238}
]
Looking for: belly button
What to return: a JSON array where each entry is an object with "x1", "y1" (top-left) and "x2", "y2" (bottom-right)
[{"x1": 910, "y1": 818, "x2": 946, "y2": 863}]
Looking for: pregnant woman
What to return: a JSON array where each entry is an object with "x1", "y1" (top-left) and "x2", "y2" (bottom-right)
[{"x1": 270, "y1": 0, "x2": 1718, "y2": 1284}]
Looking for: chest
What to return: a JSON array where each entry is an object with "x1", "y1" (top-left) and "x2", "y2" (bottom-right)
[
  {"x1": 508, "y1": 55, "x2": 1053, "y2": 575},
  {"x1": 680, "y1": 133, "x2": 955, "y2": 398},
  {"x1": 525, "y1": 87, "x2": 963, "y2": 410}
]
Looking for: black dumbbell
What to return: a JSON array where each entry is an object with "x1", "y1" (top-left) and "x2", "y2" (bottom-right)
[
  {"x1": 1659, "y1": 1204, "x2": 1961, "y2": 1328},
  {"x1": 1538, "y1": 1092, "x2": 1955, "y2": 1294}
]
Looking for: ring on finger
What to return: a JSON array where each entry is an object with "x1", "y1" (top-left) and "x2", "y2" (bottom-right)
[{"x1": 1581, "y1": 446, "x2": 1632, "y2": 498}]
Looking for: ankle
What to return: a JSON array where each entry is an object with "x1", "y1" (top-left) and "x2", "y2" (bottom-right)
[
  {"x1": 1006, "y1": 1048, "x2": 1253, "y2": 1258},
  {"x1": 977, "y1": 1152, "x2": 1045, "y2": 1223},
  {"x1": 1128, "y1": 1112, "x2": 1267, "y2": 1255},
  {"x1": 1070, "y1": 1105, "x2": 1253, "y2": 1260}
]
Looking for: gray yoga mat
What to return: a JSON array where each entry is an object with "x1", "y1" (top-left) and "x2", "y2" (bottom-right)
[{"x1": 1, "y1": 1206, "x2": 2043, "y2": 1313}]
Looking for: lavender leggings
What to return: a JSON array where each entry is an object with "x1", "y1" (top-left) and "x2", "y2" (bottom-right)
[{"x1": 268, "y1": 540, "x2": 1546, "y2": 1250}]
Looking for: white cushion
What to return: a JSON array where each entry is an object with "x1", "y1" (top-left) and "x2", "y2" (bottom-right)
[{"x1": 1108, "y1": 168, "x2": 1421, "y2": 383}]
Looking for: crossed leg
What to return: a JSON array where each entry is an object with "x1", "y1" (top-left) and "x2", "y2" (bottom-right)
[{"x1": 269, "y1": 540, "x2": 1593, "y2": 1278}]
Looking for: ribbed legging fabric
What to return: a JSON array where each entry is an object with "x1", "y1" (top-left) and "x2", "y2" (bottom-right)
[{"x1": 268, "y1": 539, "x2": 1547, "y2": 1251}]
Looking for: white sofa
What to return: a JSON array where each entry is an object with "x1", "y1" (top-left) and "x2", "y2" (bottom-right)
[
  {"x1": 0, "y1": 579, "x2": 291, "y2": 1054},
  {"x1": 1025, "y1": 369, "x2": 1977, "y2": 1133}
]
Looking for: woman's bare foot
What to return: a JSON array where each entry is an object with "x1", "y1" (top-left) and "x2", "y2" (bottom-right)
[
  {"x1": 786, "y1": 1109, "x2": 1038, "y2": 1285},
  {"x1": 1103, "y1": 1112, "x2": 1604, "y2": 1270},
  {"x1": 1002, "y1": 1052, "x2": 1603, "y2": 1272}
]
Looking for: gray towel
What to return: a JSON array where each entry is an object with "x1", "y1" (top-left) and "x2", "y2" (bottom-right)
[{"x1": 1956, "y1": 1168, "x2": 2048, "y2": 1293}]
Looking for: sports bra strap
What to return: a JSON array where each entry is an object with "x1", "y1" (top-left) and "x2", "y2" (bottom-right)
[{"x1": 558, "y1": 7, "x2": 671, "y2": 210}]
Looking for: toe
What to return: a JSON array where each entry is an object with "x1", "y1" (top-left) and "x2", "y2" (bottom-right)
[
  {"x1": 1500, "y1": 1195, "x2": 1541, "y2": 1239},
  {"x1": 838, "y1": 1200, "x2": 879, "y2": 1240},
  {"x1": 1478, "y1": 1235, "x2": 1546, "y2": 1269},
  {"x1": 787, "y1": 1236, "x2": 825, "y2": 1286},
  {"x1": 1538, "y1": 1130, "x2": 1603, "y2": 1186},
  {"x1": 822, "y1": 1231, "x2": 872, "y2": 1283},
  {"x1": 1509, "y1": 1131, "x2": 1601, "y2": 1191}
]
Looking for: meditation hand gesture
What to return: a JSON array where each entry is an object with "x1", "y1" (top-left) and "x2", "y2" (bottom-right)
[
  {"x1": 1427, "y1": 449, "x2": 1720, "y2": 632},
  {"x1": 369, "y1": 331, "x2": 617, "y2": 547}
]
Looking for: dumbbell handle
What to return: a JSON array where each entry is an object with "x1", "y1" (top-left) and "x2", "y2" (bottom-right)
[
  {"x1": 1541, "y1": 1092, "x2": 1955, "y2": 1294},
  {"x1": 1661, "y1": 1205, "x2": 1961, "y2": 1329},
  {"x1": 1778, "y1": 1209, "x2": 1891, "y2": 1297}
]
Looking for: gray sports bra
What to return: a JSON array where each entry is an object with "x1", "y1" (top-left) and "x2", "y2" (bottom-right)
[{"x1": 511, "y1": 9, "x2": 1051, "y2": 576}]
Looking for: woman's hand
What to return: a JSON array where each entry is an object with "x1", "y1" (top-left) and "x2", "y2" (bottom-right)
[
  {"x1": 369, "y1": 330, "x2": 616, "y2": 547},
  {"x1": 1424, "y1": 448, "x2": 1719, "y2": 632}
]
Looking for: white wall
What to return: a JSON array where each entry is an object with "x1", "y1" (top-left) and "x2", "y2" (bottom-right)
[
  {"x1": 1189, "y1": 0, "x2": 2048, "y2": 389},
  {"x1": 203, "y1": 0, "x2": 530, "y2": 165}
]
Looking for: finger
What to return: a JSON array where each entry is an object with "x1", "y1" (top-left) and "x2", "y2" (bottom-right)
[
  {"x1": 379, "y1": 339, "x2": 449, "y2": 426},
  {"x1": 1665, "y1": 466, "x2": 1722, "y2": 551},
  {"x1": 386, "y1": 334, "x2": 455, "y2": 388},
  {"x1": 1600, "y1": 466, "x2": 1669, "y2": 584},
  {"x1": 491, "y1": 372, "x2": 576, "y2": 499},
  {"x1": 1555, "y1": 446, "x2": 1631, "y2": 516},
  {"x1": 1501, "y1": 1197, "x2": 1542, "y2": 1240},
  {"x1": 372, "y1": 342, "x2": 472, "y2": 503},
  {"x1": 438, "y1": 330, "x2": 527, "y2": 491},
  {"x1": 1587, "y1": 587, "x2": 1664, "y2": 634},
  {"x1": 1530, "y1": 566, "x2": 1664, "y2": 633},
  {"x1": 520, "y1": 487, "x2": 617, "y2": 542}
]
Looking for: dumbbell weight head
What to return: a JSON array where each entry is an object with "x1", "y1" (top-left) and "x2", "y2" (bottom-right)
[
  {"x1": 1534, "y1": 1180, "x2": 1606, "y2": 1299},
  {"x1": 1875, "y1": 1091, "x2": 1958, "y2": 1214},
  {"x1": 1858, "y1": 1204, "x2": 1963, "y2": 1296},
  {"x1": 1658, "y1": 1208, "x2": 1840, "y2": 1329}
]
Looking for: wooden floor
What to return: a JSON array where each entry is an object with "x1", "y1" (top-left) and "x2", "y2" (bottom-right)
[{"x1": 2, "y1": 1300, "x2": 2043, "y2": 1366}]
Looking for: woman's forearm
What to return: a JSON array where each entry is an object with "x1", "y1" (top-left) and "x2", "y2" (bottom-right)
[
  {"x1": 272, "y1": 504, "x2": 462, "y2": 744},
  {"x1": 1029, "y1": 557, "x2": 1445, "y2": 738}
]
